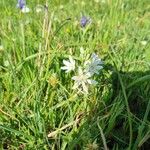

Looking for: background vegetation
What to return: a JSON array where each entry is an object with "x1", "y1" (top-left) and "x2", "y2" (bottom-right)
[{"x1": 0, "y1": 0, "x2": 150, "y2": 149}]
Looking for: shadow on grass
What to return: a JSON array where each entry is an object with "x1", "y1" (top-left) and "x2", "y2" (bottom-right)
[{"x1": 67, "y1": 68, "x2": 150, "y2": 150}]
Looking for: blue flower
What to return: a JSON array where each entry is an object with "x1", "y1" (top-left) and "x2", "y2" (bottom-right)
[
  {"x1": 17, "y1": 0, "x2": 26, "y2": 9},
  {"x1": 80, "y1": 16, "x2": 91, "y2": 27},
  {"x1": 17, "y1": 0, "x2": 30, "y2": 13}
]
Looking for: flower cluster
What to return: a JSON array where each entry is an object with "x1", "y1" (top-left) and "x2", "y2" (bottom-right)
[
  {"x1": 61, "y1": 49, "x2": 103, "y2": 94},
  {"x1": 16, "y1": 1, "x2": 92, "y2": 29},
  {"x1": 17, "y1": 0, "x2": 30, "y2": 13}
]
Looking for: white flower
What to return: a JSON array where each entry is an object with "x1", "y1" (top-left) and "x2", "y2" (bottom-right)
[
  {"x1": 72, "y1": 67, "x2": 97, "y2": 94},
  {"x1": 35, "y1": 5, "x2": 43, "y2": 13},
  {"x1": 141, "y1": 41, "x2": 147, "y2": 46},
  {"x1": 61, "y1": 56, "x2": 75, "y2": 73},
  {"x1": 21, "y1": 6, "x2": 30, "y2": 13},
  {"x1": 85, "y1": 53, "x2": 103, "y2": 76},
  {"x1": 36, "y1": 8, "x2": 42, "y2": 13}
]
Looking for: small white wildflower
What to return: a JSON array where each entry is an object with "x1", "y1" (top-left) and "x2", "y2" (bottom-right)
[
  {"x1": 85, "y1": 53, "x2": 103, "y2": 76},
  {"x1": 36, "y1": 8, "x2": 42, "y2": 13},
  {"x1": 141, "y1": 40, "x2": 147, "y2": 46},
  {"x1": 21, "y1": 6, "x2": 30, "y2": 13},
  {"x1": 72, "y1": 67, "x2": 97, "y2": 94},
  {"x1": 35, "y1": 5, "x2": 43, "y2": 13},
  {"x1": 61, "y1": 56, "x2": 75, "y2": 73}
]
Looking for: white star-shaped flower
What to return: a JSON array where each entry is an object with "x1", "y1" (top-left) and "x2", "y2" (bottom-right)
[
  {"x1": 61, "y1": 56, "x2": 75, "y2": 73},
  {"x1": 72, "y1": 67, "x2": 97, "y2": 94},
  {"x1": 84, "y1": 53, "x2": 103, "y2": 76}
]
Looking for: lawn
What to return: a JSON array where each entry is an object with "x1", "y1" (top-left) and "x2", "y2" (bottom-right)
[{"x1": 0, "y1": 0, "x2": 150, "y2": 149}]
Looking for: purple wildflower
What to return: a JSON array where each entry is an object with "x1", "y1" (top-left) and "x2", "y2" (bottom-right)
[
  {"x1": 80, "y1": 16, "x2": 91, "y2": 27},
  {"x1": 17, "y1": 0, "x2": 26, "y2": 9}
]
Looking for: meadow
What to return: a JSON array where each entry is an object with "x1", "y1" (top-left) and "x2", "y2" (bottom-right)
[{"x1": 0, "y1": 0, "x2": 150, "y2": 149}]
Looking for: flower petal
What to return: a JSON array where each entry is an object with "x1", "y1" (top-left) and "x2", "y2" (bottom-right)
[
  {"x1": 63, "y1": 60, "x2": 70, "y2": 66},
  {"x1": 72, "y1": 76, "x2": 78, "y2": 81},
  {"x1": 82, "y1": 82, "x2": 88, "y2": 93},
  {"x1": 69, "y1": 56, "x2": 75, "y2": 65}
]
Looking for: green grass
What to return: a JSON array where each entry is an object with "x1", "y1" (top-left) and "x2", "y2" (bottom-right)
[{"x1": 0, "y1": 0, "x2": 150, "y2": 149}]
